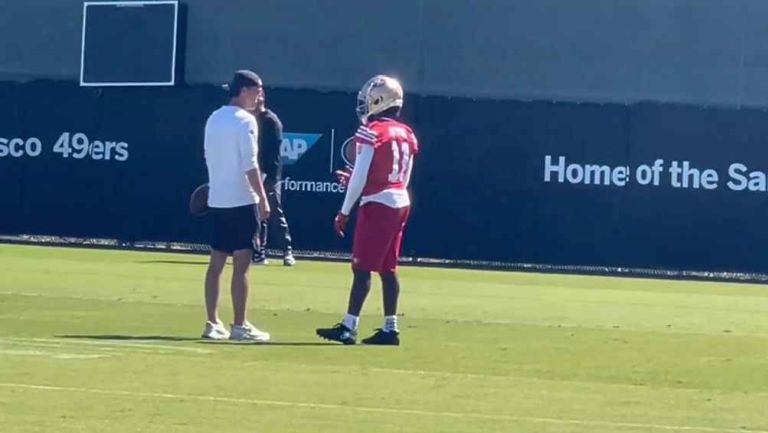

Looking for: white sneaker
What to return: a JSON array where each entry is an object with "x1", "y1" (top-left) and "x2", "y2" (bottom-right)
[
  {"x1": 283, "y1": 253, "x2": 296, "y2": 267},
  {"x1": 201, "y1": 320, "x2": 230, "y2": 340},
  {"x1": 229, "y1": 321, "x2": 271, "y2": 342}
]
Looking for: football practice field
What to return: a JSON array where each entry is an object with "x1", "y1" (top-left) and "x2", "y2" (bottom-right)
[{"x1": 0, "y1": 244, "x2": 767, "y2": 433}]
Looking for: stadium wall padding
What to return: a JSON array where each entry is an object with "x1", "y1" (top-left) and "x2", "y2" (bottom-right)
[
  {"x1": 3, "y1": 80, "x2": 768, "y2": 273},
  {"x1": 6, "y1": 0, "x2": 768, "y2": 108}
]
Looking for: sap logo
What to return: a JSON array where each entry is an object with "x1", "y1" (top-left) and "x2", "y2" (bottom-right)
[{"x1": 281, "y1": 133, "x2": 322, "y2": 165}]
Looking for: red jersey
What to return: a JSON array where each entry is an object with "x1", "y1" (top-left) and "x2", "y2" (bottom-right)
[{"x1": 354, "y1": 118, "x2": 419, "y2": 198}]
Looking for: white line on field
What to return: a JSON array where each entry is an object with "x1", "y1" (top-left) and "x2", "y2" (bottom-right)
[
  {"x1": 1, "y1": 338, "x2": 211, "y2": 353},
  {"x1": 0, "y1": 383, "x2": 764, "y2": 433},
  {"x1": 0, "y1": 349, "x2": 108, "y2": 359}
]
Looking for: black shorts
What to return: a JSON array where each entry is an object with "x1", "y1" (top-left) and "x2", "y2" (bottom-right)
[{"x1": 209, "y1": 204, "x2": 257, "y2": 254}]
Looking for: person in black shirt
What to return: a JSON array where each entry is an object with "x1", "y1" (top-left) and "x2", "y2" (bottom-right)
[{"x1": 251, "y1": 85, "x2": 295, "y2": 266}]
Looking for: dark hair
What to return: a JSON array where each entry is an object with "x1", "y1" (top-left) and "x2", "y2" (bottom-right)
[{"x1": 227, "y1": 70, "x2": 262, "y2": 97}]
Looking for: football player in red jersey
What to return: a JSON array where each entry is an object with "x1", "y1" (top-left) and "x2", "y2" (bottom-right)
[{"x1": 316, "y1": 75, "x2": 419, "y2": 346}]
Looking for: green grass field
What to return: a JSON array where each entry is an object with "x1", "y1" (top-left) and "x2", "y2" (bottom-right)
[{"x1": 0, "y1": 243, "x2": 767, "y2": 433}]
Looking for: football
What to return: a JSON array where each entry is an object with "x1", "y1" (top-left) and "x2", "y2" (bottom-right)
[{"x1": 189, "y1": 183, "x2": 210, "y2": 216}]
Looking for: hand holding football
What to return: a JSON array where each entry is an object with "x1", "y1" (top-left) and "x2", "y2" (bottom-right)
[{"x1": 189, "y1": 183, "x2": 210, "y2": 216}]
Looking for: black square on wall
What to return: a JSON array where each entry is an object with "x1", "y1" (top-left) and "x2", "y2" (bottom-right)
[{"x1": 80, "y1": 1, "x2": 178, "y2": 86}]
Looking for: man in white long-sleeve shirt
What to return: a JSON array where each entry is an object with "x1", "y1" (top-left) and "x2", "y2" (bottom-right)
[
  {"x1": 201, "y1": 70, "x2": 272, "y2": 342},
  {"x1": 316, "y1": 75, "x2": 419, "y2": 346}
]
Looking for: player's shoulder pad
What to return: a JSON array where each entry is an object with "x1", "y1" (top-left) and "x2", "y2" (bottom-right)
[{"x1": 355, "y1": 124, "x2": 378, "y2": 146}]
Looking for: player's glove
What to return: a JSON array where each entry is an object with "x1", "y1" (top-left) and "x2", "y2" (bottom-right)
[
  {"x1": 334, "y1": 166, "x2": 353, "y2": 187},
  {"x1": 334, "y1": 212, "x2": 349, "y2": 237}
]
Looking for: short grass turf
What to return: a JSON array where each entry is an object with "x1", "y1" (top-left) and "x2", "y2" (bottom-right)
[{"x1": 0, "y1": 244, "x2": 767, "y2": 433}]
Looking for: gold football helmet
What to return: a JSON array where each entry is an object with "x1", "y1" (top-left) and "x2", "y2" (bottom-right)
[{"x1": 356, "y1": 75, "x2": 404, "y2": 124}]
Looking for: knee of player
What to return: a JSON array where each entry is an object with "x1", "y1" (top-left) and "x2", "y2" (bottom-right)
[{"x1": 207, "y1": 261, "x2": 226, "y2": 275}]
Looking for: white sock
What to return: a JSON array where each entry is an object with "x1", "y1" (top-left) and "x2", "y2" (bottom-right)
[
  {"x1": 342, "y1": 314, "x2": 359, "y2": 331},
  {"x1": 383, "y1": 315, "x2": 398, "y2": 332}
]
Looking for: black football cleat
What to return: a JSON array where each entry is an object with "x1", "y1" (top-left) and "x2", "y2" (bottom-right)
[
  {"x1": 361, "y1": 329, "x2": 400, "y2": 346},
  {"x1": 316, "y1": 323, "x2": 357, "y2": 345}
]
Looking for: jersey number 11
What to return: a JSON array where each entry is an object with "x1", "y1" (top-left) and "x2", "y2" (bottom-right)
[{"x1": 388, "y1": 140, "x2": 411, "y2": 183}]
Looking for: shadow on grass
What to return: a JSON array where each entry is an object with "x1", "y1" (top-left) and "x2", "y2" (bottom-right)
[
  {"x1": 58, "y1": 334, "x2": 200, "y2": 342},
  {"x1": 57, "y1": 335, "x2": 342, "y2": 347},
  {"x1": 234, "y1": 342, "x2": 344, "y2": 347},
  {"x1": 135, "y1": 260, "x2": 208, "y2": 265}
]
